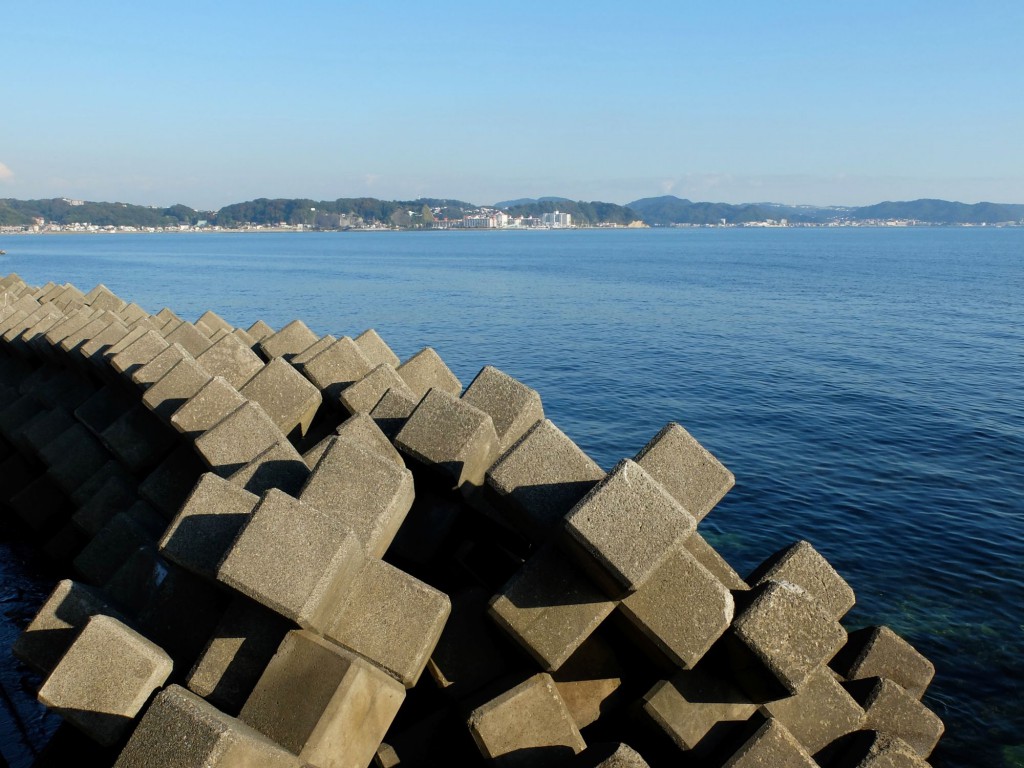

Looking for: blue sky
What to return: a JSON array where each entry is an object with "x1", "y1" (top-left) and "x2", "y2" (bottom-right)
[{"x1": 3, "y1": 1, "x2": 1022, "y2": 209}]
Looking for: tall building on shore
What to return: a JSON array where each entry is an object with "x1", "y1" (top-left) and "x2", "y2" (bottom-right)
[{"x1": 542, "y1": 210, "x2": 572, "y2": 228}]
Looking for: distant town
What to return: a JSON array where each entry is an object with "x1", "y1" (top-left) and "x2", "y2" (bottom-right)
[{"x1": 1, "y1": 195, "x2": 1022, "y2": 235}]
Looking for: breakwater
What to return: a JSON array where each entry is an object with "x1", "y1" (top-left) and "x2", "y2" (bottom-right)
[{"x1": 0, "y1": 271, "x2": 944, "y2": 767}]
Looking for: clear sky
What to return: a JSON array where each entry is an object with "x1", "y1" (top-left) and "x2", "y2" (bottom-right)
[{"x1": 3, "y1": 1, "x2": 1023, "y2": 210}]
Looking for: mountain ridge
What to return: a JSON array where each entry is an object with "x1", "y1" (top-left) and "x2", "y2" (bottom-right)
[{"x1": 2, "y1": 195, "x2": 1022, "y2": 229}]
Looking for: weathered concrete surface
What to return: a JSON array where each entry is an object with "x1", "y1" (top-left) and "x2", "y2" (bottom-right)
[
  {"x1": 38, "y1": 614, "x2": 172, "y2": 746},
  {"x1": 395, "y1": 388, "x2": 499, "y2": 491},
  {"x1": 748, "y1": 540, "x2": 855, "y2": 621},
  {"x1": 486, "y1": 418, "x2": 605, "y2": 542},
  {"x1": 467, "y1": 673, "x2": 586, "y2": 768},
  {"x1": 299, "y1": 436, "x2": 414, "y2": 557},
  {"x1": 397, "y1": 346, "x2": 462, "y2": 398},
  {"x1": 844, "y1": 677, "x2": 944, "y2": 758},
  {"x1": 115, "y1": 684, "x2": 301, "y2": 768},
  {"x1": 258, "y1": 318, "x2": 318, "y2": 361},
  {"x1": 831, "y1": 626, "x2": 936, "y2": 700},
  {"x1": 489, "y1": 544, "x2": 616, "y2": 672},
  {"x1": 633, "y1": 422, "x2": 734, "y2": 523},
  {"x1": 159, "y1": 472, "x2": 260, "y2": 579},
  {"x1": 720, "y1": 718, "x2": 818, "y2": 768},
  {"x1": 462, "y1": 364, "x2": 544, "y2": 454},
  {"x1": 194, "y1": 401, "x2": 288, "y2": 477},
  {"x1": 731, "y1": 580, "x2": 847, "y2": 694},
  {"x1": 324, "y1": 557, "x2": 451, "y2": 688},
  {"x1": 169, "y1": 375, "x2": 246, "y2": 439},
  {"x1": 563, "y1": 459, "x2": 696, "y2": 598},
  {"x1": 194, "y1": 333, "x2": 265, "y2": 389},
  {"x1": 354, "y1": 328, "x2": 400, "y2": 368},
  {"x1": 240, "y1": 356, "x2": 322, "y2": 436},
  {"x1": 240, "y1": 629, "x2": 406, "y2": 768},
  {"x1": 300, "y1": 335, "x2": 373, "y2": 400},
  {"x1": 619, "y1": 546, "x2": 734, "y2": 669},
  {"x1": 228, "y1": 439, "x2": 310, "y2": 497},
  {"x1": 759, "y1": 666, "x2": 865, "y2": 754},
  {"x1": 340, "y1": 363, "x2": 416, "y2": 415},
  {"x1": 217, "y1": 489, "x2": 365, "y2": 629}
]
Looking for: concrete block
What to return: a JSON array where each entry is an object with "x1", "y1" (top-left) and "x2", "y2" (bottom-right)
[
  {"x1": 246, "y1": 319, "x2": 275, "y2": 342},
  {"x1": 135, "y1": 558, "x2": 230, "y2": 670},
  {"x1": 369, "y1": 386, "x2": 420, "y2": 439},
  {"x1": 170, "y1": 375, "x2": 245, "y2": 439},
  {"x1": 35, "y1": 368, "x2": 97, "y2": 410},
  {"x1": 58, "y1": 314, "x2": 120, "y2": 354},
  {"x1": 467, "y1": 672, "x2": 586, "y2": 768},
  {"x1": 299, "y1": 436, "x2": 414, "y2": 557},
  {"x1": 240, "y1": 629, "x2": 406, "y2": 768},
  {"x1": 217, "y1": 488, "x2": 366, "y2": 628},
  {"x1": 157, "y1": 316, "x2": 184, "y2": 337},
  {"x1": 258, "y1": 318, "x2": 318, "y2": 360},
  {"x1": 844, "y1": 678, "x2": 943, "y2": 758},
  {"x1": 340, "y1": 363, "x2": 416, "y2": 414},
  {"x1": 289, "y1": 332, "x2": 337, "y2": 367},
  {"x1": 72, "y1": 471, "x2": 138, "y2": 535},
  {"x1": 732, "y1": 580, "x2": 847, "y2": 694},
  {"x1": 39, "y1": 422, "x2": 111, "y2": 494},
  {"x1": 142, "y1": 357, "x2": 213, "y2": 422},
  {"x1": 0, "y1": 394, "x2": 44, "y2": 443},
  {"x1": 397, "y1": 346, "x2": 462, "y2": 398},
  {"x1": 831, "y1": 626, "x2": 936, "y2": 700},
  {"x1": 489, "y1": 544, "x2": 616, "y2": 672},
  {"x1": 324, "y1": 557, "x2": 451, "y2": 688},
  {"x1": 231, "y1": 326, "x2": 257, "y2": 348},
  {"x1": 427, "y1": 587, "x2": 512, "y2": 700},
  {"x1": 573, "y1": 744, "x2": 650, "y2": 768},
  {"x1": 194, "y1": 401, "x2": 288, "y2": 477},
  {"x1": 748, "y1": 540, "x2": 855, "y2": 621},
  {"x1": 70, "y1": 456, "x2": 133, "y2": 507},
  {"x1": 830, "y1": 731, "x2": 932, "y2": 768},
  {"x1": 153, "y1": 307, "x2": 180, "y2": 325},
  {"x1": 462, "y1": 365, "x2": 544, "y2": 454},
  {"x1": 685, "y1": 532, "x2": 749, "y2": 591},
  {"x1": 12, "y1": 579, "x2": 127, "y2": 676},
  {"x1": 75, "y1": 384, "x2": 136, "y2": 439},
  {"x1": 551, "y1": 635, "x2": 625, "y2": 730},
  {"x1": 83, "y1": 283, "x2": 126, "y2": 311},
  {"x1": 760, "y1": 667, "x2": 865, "y2": 754},
  {"x1": 109, "y1": 329, "x2": 171, "y2": 377},
  {"x1": 300, "y1": 336, "x2": 373, "y2": 400},
  {"x1": 486, "y1": 418, "x2": 605, "y2": 542},
  {"x1": 19, "y1": 406, "x2": 76, "y2": 459},
  {"x1": 100, "y1": 404, "x2": 177, "y2": 473},
  {"x1": 240, "y1": 356, "x2": 322, "y2": 436},
  {"x1": 354, "y1": 328, "x2": 400, "y2": 368},
  {"x1": 195, "y1": 333, "x2": 265, "y2": 388},
  {"x1": 99, "y1": 325, "x2": 152, "y2": 364},
  {"x1": 564, "y1": 459, "x2": 696, "y2": 598},
  {"x1": 619, "y1": 546, "x2": 734, "y2": 669},
  {"x1": 117, "y1": 302, "x2": 149, "y2": 325},
  {"x1": 164, "y1": 320, "x2": 213, "y2": 356},
  {"x1": 41, "y1": 309, "x2": 97, "y2": 350},
  {"x1": 633, "y1": 422, "x2": 734, "y2": 523},
  {"x1": 196, "y1": 309, "x2": 234, "y2": 337},
  {"x1": 186, "y1": 596, "x2": 292, "y2": 715},
  {"x1": 138, "y1": 444, "x2": 208, "y2": 518},
  {"x1": 159, "y1": 472, "x2": 260, "y2": 579},
  {"x1": 642, "y1": 667, "x2": 758, "y2": 752},
  {"x1": 10, "y1": 472, "x2": 74, "y2": 534},
  {"x1": 395, "y1": 388, "x2": 499, "y2": 490},
  {"x1": 114, "y1": 684, "x2": 301, "y2": 768},
  {"x1": 38, "y1": 614, "x2": 172, "y2": 746},
  {"x1": 73, "y1": 502, "x2": 167, "y2": 585},
  {"x1": 228, "y1": 438, "x2": 310, "y2": 497},
  {"x1": 75, "y1": 318, "x2": 130, "y2": 363},
  {"x1": 720, "y1": 718, "x2": 818, "y2": 768},
  {"x1": 130, "y1": 342, "x2": 193, "y2": 389},
  {"x1": 335, "y1": 411, "x2": 405, "y2": 468}
]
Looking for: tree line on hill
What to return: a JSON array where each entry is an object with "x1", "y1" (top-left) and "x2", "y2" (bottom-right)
[{"x1": 2, "y1": 195, "x2": 1022, "y2": 229}]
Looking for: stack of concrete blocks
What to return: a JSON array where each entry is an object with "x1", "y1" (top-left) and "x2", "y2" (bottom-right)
[{"x1": 0, "y1": 272, "x2": 944, "y2": 768}]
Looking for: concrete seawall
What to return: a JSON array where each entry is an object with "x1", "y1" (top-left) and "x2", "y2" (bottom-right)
[{"x1": 0, "y1": 272, "x2": 943, "y2": 767}]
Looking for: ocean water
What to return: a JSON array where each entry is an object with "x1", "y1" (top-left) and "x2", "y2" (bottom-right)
[{"x1": 0, "y1": 227, "x2": 1021, "y2": 767}]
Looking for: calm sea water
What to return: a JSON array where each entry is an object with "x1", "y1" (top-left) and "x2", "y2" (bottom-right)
[{"x1": 0, "y1": 228, "x2": 1021, "y2": 767}]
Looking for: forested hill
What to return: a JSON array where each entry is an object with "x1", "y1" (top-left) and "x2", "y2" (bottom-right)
[
  {"x1": 627, "y1": 195, "x2": 1024, "y2": 225},
  {"x1": 846, "y1": 199, "x2": 1024, "y2": 224},
  {"x1": 0, "y1": 198, "x2": 202, "y2": 227},
  {"x1": 4, "y1": 195, "x2": 1023, "y2": 229},
  {"x1": 498, "y1": 199, "x2": 640, "y2": 226}
]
